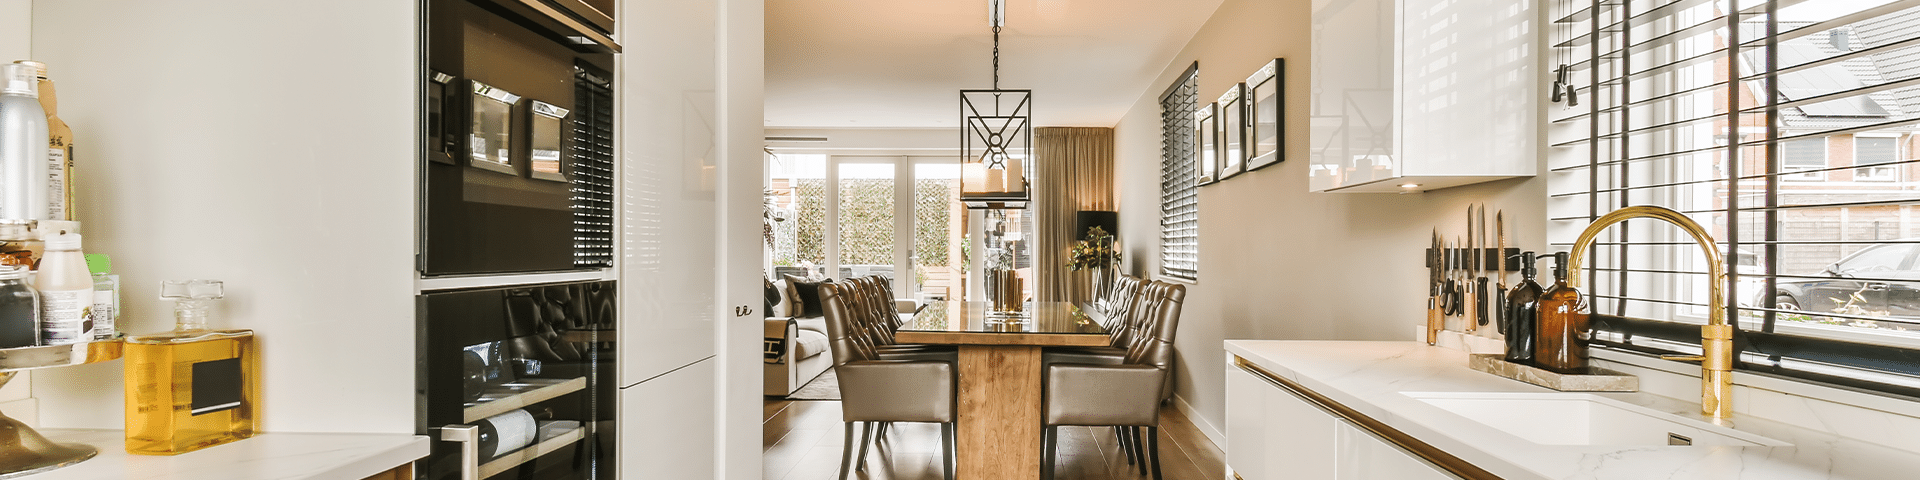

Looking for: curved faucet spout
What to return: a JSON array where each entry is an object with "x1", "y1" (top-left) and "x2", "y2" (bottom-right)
[{"x1": 1567, "y1": 205, "x2": 1733, "y2": 422}]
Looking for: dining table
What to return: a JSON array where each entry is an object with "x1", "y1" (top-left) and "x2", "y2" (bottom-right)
[{"x1": 894, "y1": 301, "x2": 1111, "y2": 480}]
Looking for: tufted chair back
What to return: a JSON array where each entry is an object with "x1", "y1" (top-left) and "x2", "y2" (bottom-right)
[
  {"x1": 1126, "y1": 282, "x2": 1186, "y2": 400},
  {"x1": 820, "y1": 282, "x2": 880, "y2": 366}
]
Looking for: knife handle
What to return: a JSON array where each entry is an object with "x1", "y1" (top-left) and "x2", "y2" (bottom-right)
[
  {"x1": 1463, "y1": 285, "x2": 1477, "y2": 332},
  {"x1": 1475, "y1": 278, "x2": 1490, "y2": 325},
  {"x1": 1428, "y1": 296, "x2": 1442, "y2": 345}
]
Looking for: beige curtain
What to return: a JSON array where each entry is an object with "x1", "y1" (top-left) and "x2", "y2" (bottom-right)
[{"x1": 1034, "y1": 127, "x2": 1115, "y2": 303}]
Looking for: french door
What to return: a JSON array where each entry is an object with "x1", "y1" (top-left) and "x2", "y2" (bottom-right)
[{"x1": 768, "y1": 155, "x2": 962, "y2": 302}]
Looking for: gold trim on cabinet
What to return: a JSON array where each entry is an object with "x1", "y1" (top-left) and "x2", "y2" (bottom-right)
[{"x1": 1233, "y1": 355, "x2": 1502, "y2": 480}]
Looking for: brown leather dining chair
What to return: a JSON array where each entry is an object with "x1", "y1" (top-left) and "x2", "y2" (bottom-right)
[
  {"x1": 818, "y1": 282, "x2": 956, "y2": 480},
  {"x1": 1040, "y1": 281, "x2": 1185, "y2": 480}
]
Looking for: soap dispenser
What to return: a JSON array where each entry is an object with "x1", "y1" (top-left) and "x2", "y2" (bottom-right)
[
  {"x1": 1533, "y1": 252, "x2": 1590, "y2": 373},
  {"x1": 124, "y1": 280, "x2": 258, "y2": 455},
  {"x1": 1502, "y1": 252, "x2": 1544, "y2": 364}
]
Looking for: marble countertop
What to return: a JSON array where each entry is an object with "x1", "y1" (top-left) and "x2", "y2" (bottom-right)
[
  {"x1": 22, "y1": 429, "x2": 428, "y2": 479},
  {"x1": 1225, "y1": 340, "x2": 1920, "y2": 480}
]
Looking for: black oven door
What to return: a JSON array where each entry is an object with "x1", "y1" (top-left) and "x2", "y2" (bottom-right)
[{"x1": 423, "y1": 0, "x2": 613, "y2": 276}]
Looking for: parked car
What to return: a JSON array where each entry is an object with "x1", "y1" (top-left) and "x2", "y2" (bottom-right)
[{"x1": 1775, "y1": 241, "x2": 1920, "y2": 318}]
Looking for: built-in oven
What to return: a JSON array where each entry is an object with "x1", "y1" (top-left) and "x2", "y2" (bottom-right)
[
  {"x1": 422, "y1": 0, "x2": 617, "y2": 277},
  {"x1": 420, "y1": 280, "x2": 617, "y2": 480}
]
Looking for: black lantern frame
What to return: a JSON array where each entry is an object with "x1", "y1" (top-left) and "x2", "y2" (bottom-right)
[{"x1": 960, "y1": 88, "x2": 1033, "y2": 209}]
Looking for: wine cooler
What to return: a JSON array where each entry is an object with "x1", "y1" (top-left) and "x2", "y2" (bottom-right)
[{"x1": 419, "y1": 281, "x2": 616, "y2": 480}]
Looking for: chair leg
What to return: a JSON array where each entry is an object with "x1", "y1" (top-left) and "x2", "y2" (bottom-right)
[
  {"x1": 856, "y1": 422, "x2": 876, "y2": 471},
  {"x1": 1116, "y1": 426, "x2": 1135, "y2": 465},
  {"x1": 1121, "y1": 426, "x2": 1136, "y2": 474},
  {"x1": 1040, "y1": 426, "x2": 1057, "y2": 480},
  {"x1": 838, "y1": 422, "x2": 858, "y2": 480},
  {"x1": 1147, "y1": 426, "x2": 1163, "y2": 480},
  {"x1": 941, "y1": 423, "x2": 956, "y2": 480}
]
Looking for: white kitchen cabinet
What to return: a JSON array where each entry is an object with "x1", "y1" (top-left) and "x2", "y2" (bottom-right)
[
  {"x1": 1335, "y1": 420, "x2": 1460, "y2": 480},
  {"x1": 1308, "y1": 0, "x2": 1536, "y2": 193},
  {"x1": 621, "y1": 358, "x2": 717, "y2": 478},
  {"x1": 1227, "y1": 363, "x2": 1338, "y2": 480},
  {"x1": 1227, "y1": 359, "x2": 1459, "y2": 480}
]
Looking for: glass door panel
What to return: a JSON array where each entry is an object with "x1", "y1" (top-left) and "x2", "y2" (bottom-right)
[
  {"x1": 767, "y1": 154, "x2": 825, "y2": 280},
  {"x1": 836, "y1": 159, "x2": 897, "y2": 282},
  {"x1": 913, "y1": 160, "x2": 962, "y2": 303}
]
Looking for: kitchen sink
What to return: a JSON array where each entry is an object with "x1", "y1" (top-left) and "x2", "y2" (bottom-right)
[{"x1": 1402, "y1": 392, "x2": 1790, "y2": 447}]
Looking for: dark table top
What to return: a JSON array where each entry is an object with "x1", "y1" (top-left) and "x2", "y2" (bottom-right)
[{"x1": 894, "y1": 301, "x2": 1110, "y2": 347}]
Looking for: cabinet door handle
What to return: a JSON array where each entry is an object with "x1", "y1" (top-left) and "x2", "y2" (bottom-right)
[{"x1": 437, "y1": 424, "x2": 481, "y2": 480}]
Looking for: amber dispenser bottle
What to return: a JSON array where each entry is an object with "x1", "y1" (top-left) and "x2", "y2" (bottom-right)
[
  {"x1": 1502, "y1": 252, "x2": 1544, "y2": 364},
  {"x1": 1533, "y1": 252, "x2": 1590, "y2": 373},
  {"x1": 125, "y1": 280, "x2": 258, "y2": 455}
]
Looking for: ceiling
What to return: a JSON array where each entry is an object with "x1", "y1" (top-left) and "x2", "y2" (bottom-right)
[{"x1": 765, "y1": 0, "x2": 1224, "y2": 129}]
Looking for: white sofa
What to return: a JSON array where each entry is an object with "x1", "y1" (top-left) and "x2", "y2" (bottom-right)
[{"x1": 764, "y1": 315, "x2": 833, "y2": 396}]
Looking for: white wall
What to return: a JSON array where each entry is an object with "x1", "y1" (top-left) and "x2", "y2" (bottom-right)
[
  {"x1": 28, "y1": 0, "x2": 417, "y2": 433},
  {"x1": 764, "y1": 127, "x2": 958, "y2": 155},
  {"x1": 1113, "y1": 0, "x2": 1547, "y2": 443}
]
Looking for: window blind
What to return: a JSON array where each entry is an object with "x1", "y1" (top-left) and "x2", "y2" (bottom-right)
[
  {"x1": 1547, "y1": 0, "x2": 1920, "y2": 394},
  {"x1": 1160, "y1": 64, "x2": 1200, "y2": 281}
]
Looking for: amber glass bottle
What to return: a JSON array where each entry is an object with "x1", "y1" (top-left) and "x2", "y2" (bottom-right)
[
  {"x1": 1502, "y1": 252, "x2": 1544, "y2": 364},
  {"x1": 1533, "y1": 252, "x2": 1589, "y2": 373},
  {"x1": 125, "y1": 280, "x2": 258, "y2": 455}
]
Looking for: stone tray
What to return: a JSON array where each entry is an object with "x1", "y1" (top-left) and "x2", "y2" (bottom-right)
[{"x1": 1468, "y1": 354, "x2": 1639, "y2": 392}]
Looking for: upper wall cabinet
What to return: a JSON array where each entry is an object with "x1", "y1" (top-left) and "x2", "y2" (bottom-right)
[{"x1": 1309, "y1": 0, "x2": 1537, "y2": 193}]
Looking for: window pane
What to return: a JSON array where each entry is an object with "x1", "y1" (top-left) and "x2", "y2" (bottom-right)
[
  {"x1": 769, "y1": 154, "x2": 827, "y2": 275},
  {"x1": 839, "y1": 162, "x2": 895, "y2": 277}
]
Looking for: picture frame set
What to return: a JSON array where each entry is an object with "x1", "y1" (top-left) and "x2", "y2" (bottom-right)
[
  {"x1": 453, "y1": 78, "x2": 574, "y2": 183},
  {"x1": 1198, "y1": 58, "x2": 1285, "y2": 186},
  {"x1": 1194, "y1": 102, "x2": 1219, "y2": 185}
]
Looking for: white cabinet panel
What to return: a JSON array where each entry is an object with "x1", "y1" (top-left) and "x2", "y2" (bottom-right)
[
  {"x1": 1309, "y1": 0, "x2": 1536, "y2": 193},
  {"x1": 617, "y1": 0, "x2": 722, "y2": 385},
  {"x1": 620, "y1": 358, "x2": 716, "y2": 479},
  {"x1": 1335, "y1": 420, "x2": 1459, "y2": 480},
  {"x1": 1227, "y1": 365, "x2": 1338, "y2": 480}
]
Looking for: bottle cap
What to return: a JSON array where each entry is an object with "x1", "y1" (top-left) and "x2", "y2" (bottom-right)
[
  {"x1": 0, "y1": 265, "x2": 24, "y2": 280},
  {"x1": 11, "y1": 60, "x2": 46, "y2": 79},
  {"x1": 1, "y1": 63, "x2": 36, "y2": 97},
  {"x1": 161, "y1": 279, "x2": 224, "y2": 300},
  {"x1": 86, "y1": 254, "x2": 110, "y2": 275},
  {"x1": 43, "y1": 231, "x2": 80, "y2": 250}
]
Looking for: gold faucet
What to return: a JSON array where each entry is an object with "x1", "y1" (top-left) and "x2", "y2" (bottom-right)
[{"x1": 1568, "y1": 205, "x2": 1734, "y2": 422}]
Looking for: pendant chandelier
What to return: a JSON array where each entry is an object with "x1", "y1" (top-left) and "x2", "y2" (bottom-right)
[{"x1": 959, "y1": 0, "x2": 1033, "y2": 209}]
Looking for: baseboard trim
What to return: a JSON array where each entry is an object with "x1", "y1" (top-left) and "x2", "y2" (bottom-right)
[{"x1": 1171, "y1": 393, "x2": 1225, "y2": 451}]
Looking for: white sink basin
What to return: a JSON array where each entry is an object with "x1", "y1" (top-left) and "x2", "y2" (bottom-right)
[{"x1": 1403, "y1": 392, "x2": 1790, "y2": 447}]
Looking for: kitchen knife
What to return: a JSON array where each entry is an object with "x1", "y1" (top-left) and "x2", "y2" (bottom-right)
[
  {"x1": 1464, "y1": 206, "x2": 1478, "y2": 332},
  {"x1": 1443, "y1": 237, "x2": 1459, "y2": 317},
  {"x1": 1477, "y1": 205, "x2": 1490, "y2": 326},
  {"x1": 1496, "y1": 210, "x2": 1509, "y2": 334},
  {"x1": 1429, "y1": 229, "x2": 1443, "y2": 345}
]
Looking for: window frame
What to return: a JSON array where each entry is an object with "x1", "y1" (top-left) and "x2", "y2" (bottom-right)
[{"x1": 1546, "y1": 0, "x2": 1920, "y2": 396}]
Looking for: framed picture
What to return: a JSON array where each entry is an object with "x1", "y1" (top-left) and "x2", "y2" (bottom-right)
[
  {"x1": 469, "y1": 80, "x2": 520, "y2": 176},
  {"x1": 1217, "y1": 83, "x2": 1247, "y2": 180},
  {"x1": 1194, "y1": 102, "x2": 1219, "y2": 185},
  {"x1": 1245, "y1": 59, "x2": 1285, "y2": 171}
]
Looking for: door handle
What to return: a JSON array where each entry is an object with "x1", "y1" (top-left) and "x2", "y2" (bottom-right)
[{"x1": 437, "y1": 424, "x2": 481, "y2": 480}]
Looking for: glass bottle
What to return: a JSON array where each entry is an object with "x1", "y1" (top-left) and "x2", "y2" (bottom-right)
[
  {"x1": 125, "y1": 280, "x2": 258, "y2": 455},
  {"x1": 0, "y1": 265, "x2": 38, "y2": 348},
  {"x1": 1533, "y1": 252, "x2": 1590, "y2": 373},
  {"x1": 1502, "y1": 252, "x2": 1544, "y2": 364}
]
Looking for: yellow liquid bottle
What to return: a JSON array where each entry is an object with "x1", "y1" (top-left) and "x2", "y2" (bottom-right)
[{"x1": 124, "y1": 279, "x2": 258, "y2": 455}]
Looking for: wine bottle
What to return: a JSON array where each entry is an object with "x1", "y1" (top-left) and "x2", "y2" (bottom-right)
[
  {"x1": 476, "y1": 409, "x2": 537, "y2": 459},
  {"x1": 1533, "y1": 252, "x2": 1589, "y2": 373},
  {"x1": 1502, "y1": 252, "x2": 1544, "y2": 364}
]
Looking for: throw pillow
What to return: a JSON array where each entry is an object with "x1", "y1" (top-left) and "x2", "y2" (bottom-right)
[
  {"x1": 768, "y1": 277, "x2": 791, "y2": 317},
  {"x1": 763, "y1": 277, "x2": 782, "y2": 318},
  {"x1": 783, "y1": 274, "x2": 832, "y2": 318}
]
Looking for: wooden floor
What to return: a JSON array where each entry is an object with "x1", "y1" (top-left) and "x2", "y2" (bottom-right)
[{"x1": 763, "y1": 398, "x2": 1225, "y2": 480}]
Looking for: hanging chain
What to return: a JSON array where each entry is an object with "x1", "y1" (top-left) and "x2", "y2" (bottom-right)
[{"x1": 992, "y1": 25, "x2": 1001, "y2": 90}]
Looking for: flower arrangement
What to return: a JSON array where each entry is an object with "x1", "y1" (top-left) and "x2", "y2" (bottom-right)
[{"x1": 1067, "y1": 226, "x2": 1121, "y2": 271}]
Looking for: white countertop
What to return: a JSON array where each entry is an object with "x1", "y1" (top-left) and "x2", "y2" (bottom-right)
[
  {"x1": 1225, "y1": 340, "x2": 1920, "y2": 480},
  {"x1": 22, "y1": 430, "x2": 429, "y2": 480}
]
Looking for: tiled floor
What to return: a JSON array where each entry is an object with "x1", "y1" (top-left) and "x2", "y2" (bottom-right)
[{"x1": 763, "y1": 398, "x2": 1225, "y2": 480}]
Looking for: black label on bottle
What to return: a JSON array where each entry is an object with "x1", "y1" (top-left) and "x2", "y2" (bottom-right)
[{"x1": 191, "y1": 358, "x2": 244, "y2": 416}]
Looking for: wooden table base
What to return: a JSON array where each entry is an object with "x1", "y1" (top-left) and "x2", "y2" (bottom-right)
[{"x1": 956, "y1": 345, "x2": 1043, "y2": 480}]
